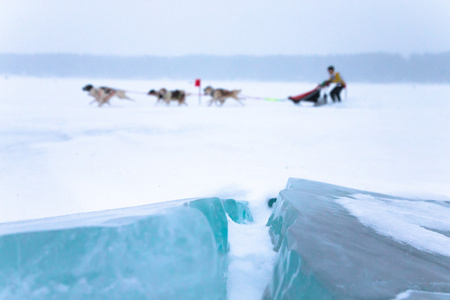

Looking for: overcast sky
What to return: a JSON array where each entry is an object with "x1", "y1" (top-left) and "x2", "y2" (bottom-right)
[{"x1": 1, "y1": 0, "x2": 449, "y2": 56}]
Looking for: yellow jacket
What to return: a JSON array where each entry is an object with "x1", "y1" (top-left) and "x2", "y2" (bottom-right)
[{"x1": 329, "y1": 72, "x2": 346, "y2": 86}]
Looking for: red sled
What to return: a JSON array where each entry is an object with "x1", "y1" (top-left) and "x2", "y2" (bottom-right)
[{"x1": 288, "y1": 85, "x2": 324, "y2": 104}]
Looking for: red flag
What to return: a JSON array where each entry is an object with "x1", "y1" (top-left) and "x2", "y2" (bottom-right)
[{"x1": 194, "y1": 79, "x2": 201, "y2": 87}]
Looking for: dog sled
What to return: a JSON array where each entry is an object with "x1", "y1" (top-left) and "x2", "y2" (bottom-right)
[{"x1": 288, "y1": 85, "x2": 327, "y2": 106}]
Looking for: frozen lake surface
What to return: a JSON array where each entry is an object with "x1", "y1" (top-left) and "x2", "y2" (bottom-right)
[
  {"x1": 0, "y1": 76, "x2": 449, "y2": 299},
  {"x1": 1, "y1": 77, "x2": 449, "y2": 222}
]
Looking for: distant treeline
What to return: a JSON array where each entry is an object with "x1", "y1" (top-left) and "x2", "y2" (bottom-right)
[{"x1": 1, "y1": 52, "x2": 449, "y2": 83}]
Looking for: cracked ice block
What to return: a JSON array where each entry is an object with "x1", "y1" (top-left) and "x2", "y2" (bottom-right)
[
  {"x1": 0, "y1": 198, "x2": 237, "y2": 300},
  {"x1": 221, "y1": 199, "x2": 254, "y2": 224},
  {"x1": 264, "y1": 178, "x2": 450, "y2": 300}
]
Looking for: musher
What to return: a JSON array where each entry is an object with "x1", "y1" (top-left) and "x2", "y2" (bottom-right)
[{"x1": 321, "y1": 66, "x2": 346, "y2": 102}]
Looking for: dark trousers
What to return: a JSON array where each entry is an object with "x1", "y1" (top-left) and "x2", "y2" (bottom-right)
[{"x1": 330, "y1": 85, "x2": 344, "y2": 102}]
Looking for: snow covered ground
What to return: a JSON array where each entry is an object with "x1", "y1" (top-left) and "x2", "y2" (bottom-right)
[{"x1": 1, "y1": 76, "x2": 449, "y2": 299}]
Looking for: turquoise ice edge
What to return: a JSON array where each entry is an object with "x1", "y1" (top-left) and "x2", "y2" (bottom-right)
[
  {"x1": 264, "y1": 178, "x2": 450, "y2": 300},
  {"x1": 0, "y1": 197, "x2": 253, "y2": 300}
]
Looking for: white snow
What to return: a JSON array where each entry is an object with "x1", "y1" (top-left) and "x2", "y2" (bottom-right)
[
  {"x1": 394, "y1": 290, "x2": 450, "y2": 299},
  {"x1": 1, "y1": 76, "x2": 449, "y2": 299},
  {"x1": 337, "y1": 194, "x2": 450, "y2": 257},
  {"x1": 227, "y1": 201, "x2": 277, "y2": 300}
]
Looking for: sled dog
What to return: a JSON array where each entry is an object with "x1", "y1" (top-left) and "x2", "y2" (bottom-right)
[
  {"x1": 203, "y1": 86, "x2": 243, "y2": 106},
  {"x1": 148, "y1": 88, "x2": 187, "y2": 106},
  {"x1": 82, "y1": 84, "x2": 132, "y2": 107}
]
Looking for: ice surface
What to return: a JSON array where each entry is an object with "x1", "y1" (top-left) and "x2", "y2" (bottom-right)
[
  {"x1": 264, "y1": 178, "x2": 450, "y2": 300},
  {"x1": 0, "y1": 197, "x2": 252, "y2": 299}
]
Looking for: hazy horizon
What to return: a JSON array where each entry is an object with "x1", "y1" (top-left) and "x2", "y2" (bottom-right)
[{"x1": 2, "y1": 52, "x2": 449, "y2": 83}]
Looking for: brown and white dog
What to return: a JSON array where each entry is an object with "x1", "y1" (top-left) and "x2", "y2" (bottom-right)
[
  {"x1": 203, "y1": 86, "x2": 244, "y2": 106},
  {"x1": 148, "y1": 88, "x2": 187, "y2": 106},
  {"x1": 82, "y1": 84, "x2": 132, "y2": 107}
]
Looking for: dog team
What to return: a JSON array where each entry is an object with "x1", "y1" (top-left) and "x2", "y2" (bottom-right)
[{"x1": 82, "y1": 84, "x2": 243, "y2": 107}]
